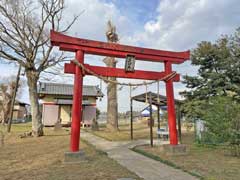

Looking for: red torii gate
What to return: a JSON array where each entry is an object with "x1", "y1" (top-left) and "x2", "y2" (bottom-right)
[{"x1": 50, "y1": 30, "x2": 190, "y2": 152}]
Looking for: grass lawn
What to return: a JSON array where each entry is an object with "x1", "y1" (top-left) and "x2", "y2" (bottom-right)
[
  {"x1": 0, "y1": 123, "x2": 141, "y2": 180},
  {"x1": 133, "y1": 132, "x2": 240, "y2": 180},
  {"x1": 86, "y1": 121, "x2": 159, "y2": 141}
]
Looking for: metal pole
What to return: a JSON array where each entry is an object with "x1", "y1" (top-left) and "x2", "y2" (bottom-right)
[
  {"x1": 164, "y1": 61, "x2": 178, "y2": 145},
  {"x1": 70, "y1": 50, "x2": 84, "y2": 152},
  {"x1": 149, "y1": 92, "x2": 153, "y2": 147},
  {"x1": 7, "y1": 65, "x2": 21, "y2": 133}
]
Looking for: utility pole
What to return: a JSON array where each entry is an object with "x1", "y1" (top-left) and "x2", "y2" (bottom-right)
[{"x1": 7, "y1": 65, "x2": 21, "y2": 133}]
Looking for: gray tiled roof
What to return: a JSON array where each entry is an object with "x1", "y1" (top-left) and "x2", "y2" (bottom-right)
[{"x1": 38, "y1": 82, "x2": 103, "y2": 97}]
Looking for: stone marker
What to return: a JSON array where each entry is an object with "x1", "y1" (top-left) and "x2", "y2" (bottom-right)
[
  {"x1": 91, "y1": 118, "x2": 99, "y2": 131},
  {"x1": 54, "y1": 121, "x2": 62, "y2": 131}
]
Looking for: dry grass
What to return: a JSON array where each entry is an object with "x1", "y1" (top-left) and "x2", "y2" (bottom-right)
[
  {"x1": 87, "y1": 121, "x2": 159, "y2": 141},
  {"x1": 0, "y1": 124, "x2": 141, "y2": 180},
  {"x1": 135, "y1": 132, "x2": 240, "y2": 180}
]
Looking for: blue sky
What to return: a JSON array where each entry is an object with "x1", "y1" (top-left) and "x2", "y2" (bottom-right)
[
  {"x1": 104, "y1": 0, "x2": 160, "y2": 26},
  {"x1": 1, "y1": 0, "x2": 240, "y2": 112}
]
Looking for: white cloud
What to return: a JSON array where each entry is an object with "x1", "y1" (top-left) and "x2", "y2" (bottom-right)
[
  {"x1": 65, "y1": 0, "x2": 134, "y2": 41},
  {"x1": 130, "y1": 0, "x2": 240, "y2": 50}
]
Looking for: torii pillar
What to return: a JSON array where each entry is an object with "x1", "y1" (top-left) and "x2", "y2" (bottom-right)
[
  {"x1": 71, "y1": 50, "x2": 84, "y2": 152},
  {"x1": 64, "y1": 50, "x2": 85, "y2": 163},
  {"x1": 165, "y1": 61, "x2": 178, "y2": 145}
]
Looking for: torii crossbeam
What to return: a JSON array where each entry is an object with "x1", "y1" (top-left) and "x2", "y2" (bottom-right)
[{"x1": 50, "y1": 30, "x2": 190, "y2": 152}]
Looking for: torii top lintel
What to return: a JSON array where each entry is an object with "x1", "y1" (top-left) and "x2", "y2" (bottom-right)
[{"x1": 50, "y1": 30, "x2": 190, "y2": 64}]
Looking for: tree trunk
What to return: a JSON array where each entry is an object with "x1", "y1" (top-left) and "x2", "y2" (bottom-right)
[
  {"x1": 106, "y1": 77, "x2": 118, "y2": 130},
  {"x1": 104, "y1": 21, "x2": 119, "y2": 131},
  {"x1": 26, "y1": 70, "x2": 43, "y2": 137},
  {"x1": 104, "y1": 57, "x2": 118, "y2": 131}
]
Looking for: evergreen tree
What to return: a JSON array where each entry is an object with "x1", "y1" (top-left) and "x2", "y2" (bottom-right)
[
  {"x1": 226, "y1": 28, "x2": 240, "y2": 100},
  {"x1": 181, "y1": 28, "x2": 240, "y2": 151},
  {"x1": 181, "y1": 28, "x2": 240, "y2": 119}
]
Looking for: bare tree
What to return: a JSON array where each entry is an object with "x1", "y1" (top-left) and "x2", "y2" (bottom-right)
[
  {"x1": 0, "y1": 84, "x2": 11, "y2": 125},
  {"x1": 0, "y1": 0, "x2": 79, "y2": 136},
  {"x1": 103, "y1": 21, "x2": 119, "y2": 131},
  {"x1": 0, "y1": 77, "x2": 22, "y2": 125}
]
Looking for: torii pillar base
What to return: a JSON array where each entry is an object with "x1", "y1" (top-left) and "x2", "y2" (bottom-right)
[
  {"x1": 161, "y1": 144, "x2": 187, "y2": 156},
  {"x1": 64, "y1": 150, "x2": 87, "y2": 164}
]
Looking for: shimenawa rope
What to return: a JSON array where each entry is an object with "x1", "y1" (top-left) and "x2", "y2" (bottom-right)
[{"x1": 72, "y1": 59, "x2": 177, "y2": 87}]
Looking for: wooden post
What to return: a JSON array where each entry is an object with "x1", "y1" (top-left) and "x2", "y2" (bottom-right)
[
  {"x1": 70, "y1": 50, "x2": 84, "y2": 152},
  {"x1": 130, "y1": 98, "x2": 133, "y2": 140},
  {"x1": 177, "y1": 103, "x2": 182, "y2": 143},
  {"x1": 157, "y1": 105, "x2": 160, "y2": 138},
  {"x1": 157, "y1": 81, "x2": 160, "y2": 138},
  {"x1": 149, "y1": 92, "x2": 153, "y2": 147},
  {"x1": 164, "y1": 61, "x2": 178, "y2": 145},
  {"x1": 130, "y1": 86, "x2": 133, "y2": 140}
]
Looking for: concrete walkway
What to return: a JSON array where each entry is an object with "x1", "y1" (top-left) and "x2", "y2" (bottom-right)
[{"x1": 81, "y1": 132, "x2": 198, "y2": 180}]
